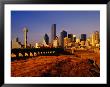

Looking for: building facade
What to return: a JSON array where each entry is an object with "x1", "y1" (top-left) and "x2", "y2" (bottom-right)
[
  {"x1": 81, "y1": 34, "x2": 86, "y2": 41},
  {"x1": 60, "y1": 30, "x2": 67, "y2": 47},
  {"x1": 11, "y1": 37, "x2": 22, "y2": 49},
  {"x1": 51, "y1": 24, "x2": 56, "y2": 43},
  {"x1": 73, "y1": 35, "x2": 76, "y2": 42},
  {"x1": 68, "y1": 34, "x2": 73, "y2": 42},
  {"x1": 53, "y1": 36, "x2": 59, "y2": 48},
  {"x1": 44, "y1": 33, "x2": 49, "y2": 45},
  {"x1": 23, "y1": 27, "x2": 28, "y2": 48}
]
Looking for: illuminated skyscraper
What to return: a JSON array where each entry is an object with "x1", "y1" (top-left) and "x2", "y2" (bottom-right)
[
  {"x1": 64, "y1": 37, "x2": 71, "y2": 48},
  {"x1": 91, "y1": 31, "x2": 100, "y2": 47},
  {"x1": 73, "y1": 35, "x2": 76, "y2": 42},
  {"x1": 94, "y1": 31, "x2": 100, "y2": 44},
  {"x1": 92, "y1": 32, "x2": 96, "y2": 46},
  {"x1": 51, "y1": 24, "x2": 56, "y2": 43},
  {"x1": 60, "y1": 30, "x2": 67, "y2": 47},
  {"x1": 53, "y1": 36, "x2": 59, "y2": 48}
]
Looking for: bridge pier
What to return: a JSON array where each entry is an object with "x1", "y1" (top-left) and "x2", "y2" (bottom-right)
[
  {"x1": 22, "y1": 52, "x2": 25, "y2": 58},
  {"x1": 27, "y1": 52, "x2": 30, "y2": 57},
  {"x1": 16, "y1": 53, "x2": 19, "y2": 58},
  {"x1": 32, "y1": 52, "x2": 34, "y2": 57}
]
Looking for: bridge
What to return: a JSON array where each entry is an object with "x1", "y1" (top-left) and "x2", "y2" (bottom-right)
[{"x1": 11, "y1": 48, "x2": 64, "y2": 61}]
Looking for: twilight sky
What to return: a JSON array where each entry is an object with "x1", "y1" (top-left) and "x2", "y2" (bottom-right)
[{"x1": 11, "y1": 11, "x2": 100, "y2": 45}]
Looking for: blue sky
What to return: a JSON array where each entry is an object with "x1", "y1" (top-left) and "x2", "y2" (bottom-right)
[{"x1": 11, "y1": 11, "x2": 100, "y2": 45}]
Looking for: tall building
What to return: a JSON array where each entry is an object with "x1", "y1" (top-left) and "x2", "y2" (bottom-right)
[
  {"x1": 60, "y1": 30, "x2": 67, "y2": 47},
  {"x1": 91, "y1": 31, "x2": 100, "y2": 47},
  {"x1": 85, "y1": 39, "x2": 90, "y2": 47},
  {"x1": 51, "y1": 24, "x2": 56, "y2": 43},
  {"x1": 94, "y1": 31, "x2": 100, "y2": 44},
  {"x1": 73, "y1": 35, "x2": 76, "y2": 42},
  {"x1": 64, "y1": 37, "x2": 72, "y2": 48},
  {"x1": 91, "y1": 32, "x2": 96, "y2": 46},
  {"x1": 44, "y1": 33, "x2": 49, "y2": 45},
  {"x1": 81, "y1": 34, "x2": 86, "y2": 41},
  {"x1": 11, "y1": 37, "x2": 23, "y2": 49},
  {"x1": 68, "y1": 34, "x2": 73, "y2": 42},
  {"x1": 23, "y1": 27, "x2": 28, "y2": 48},
  {"x1": 53, "y1": 36, "x2": 59, "y2": 48}
]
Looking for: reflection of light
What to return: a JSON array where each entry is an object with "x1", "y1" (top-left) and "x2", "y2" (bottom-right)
[{"x1": 73, "y1": 35, "x2": 76, "y2": 37}]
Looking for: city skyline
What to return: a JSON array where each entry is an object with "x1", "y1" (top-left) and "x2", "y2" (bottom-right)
[{"x1": 11, "y1": 11, "x2": 100, "y2": 45}]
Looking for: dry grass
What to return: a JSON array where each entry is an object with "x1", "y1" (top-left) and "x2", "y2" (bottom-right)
[{"x1": 11, "y1": 50, "x2": 100, "y2": 77}]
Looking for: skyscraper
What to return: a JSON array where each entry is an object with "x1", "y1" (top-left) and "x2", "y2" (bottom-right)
[
  {"x1": 51, "y1": 24, "x2": 56, "y2": 43},
  {"x1": 91, "y1": 31, "x2": 100, "y2": 46},
  {"x1": 53, "y1": 36, "x2": 59, "y2": 48},
  {"x1": 23, "y1": 27, "x2": 28, "y2": 48},
  {"x1": 44, "y1": 33, "x2": 49, "y2": 45},
  {"x1": 68, "y1": 34, "x2": 73, "y2": 42},
  {"x1": 94, "y1": 31, "x2": 100, "y2": 44},
  {"x1": 73, "y1": 35, "x2": 76, "y2": 42},
  {"x1": 81, "y1": 34, "x2": 86, "y2": 41},
  {"x1": 60, "y1": 30, "x2": 67, "y2": 47},
  {"x1": 91, "y1": 32, "x2": 95, "y2": 46}
]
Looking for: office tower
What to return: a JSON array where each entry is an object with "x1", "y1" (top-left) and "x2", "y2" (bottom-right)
[
  {"x1": 91, "y1": 31, "x2": 100, "y2": 47},
  {"x1": 64, "y1": 37, "x2": 71, "y2": 48},
  {"x1": 91, "y1": 32, "x2": 95, "y2": 46},
  {"x1": 51, "y1": 24, "x2": 56, "y2": 43},
  {"x1": 53, "y1": 36, "x2": 59, "y2": 48},
  {"x1": 73, "y1": 35, "x2": 76, "y2": 42},
  {"x1": 60, "y1": 30, "x2": 67, "y2": 47},
  {"x1": 44, "y1": 33, "x2": 49, "y2": 45},
  {"x1": 81, "y1": 34, "x2": 86, "y2": 41},
  {"x1": 85, "y1": 39, "x2": 90, "y2": 47},
  {"x1": 11, "y1": 37, "x2": 22, "y2": 49},
  {"x1": 23, "y1": 27, "x2": 28, "y2": 48},
  {"x1": 94, "y1": 31, "x2": 100, "y2": 44},
  {"x1": 68, "y1": 34, "x2": 73, "y2": 42}
]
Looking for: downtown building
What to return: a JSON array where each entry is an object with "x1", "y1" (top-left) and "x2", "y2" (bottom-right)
[
  {"x1": 51, "y1": 24, "x2": 56, "y2": 44},
  {"x1": 80, "y1": 34, "x2": 86, "y2": 41},
  {"x1": 80, "y1": 34, "x2": 87, "y2": 46},
  {"x1": 44, "y1": 33, "x2": 49, "y2": 45},
  {"x1": 53, "y1": 36, "x2": 59, "y2": 48},
  {"x1": 91, "y1": 31, "x2": 100, "y2": 47},
  {"x1": 60, "y1": 30, "x2": 67, "y2": 47},
  {"x1": 73, "y1": 35, "x2": 76, "y2": 42},
  {"x1": 64, "y1": 37, "x2": 72, "y2": 48},
  {"x1": 11, "y1": 37, "x2": 23, "y2": 49},
  {"x1": 68, "y1": 34, "x2": 73, "y2": 42}
]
